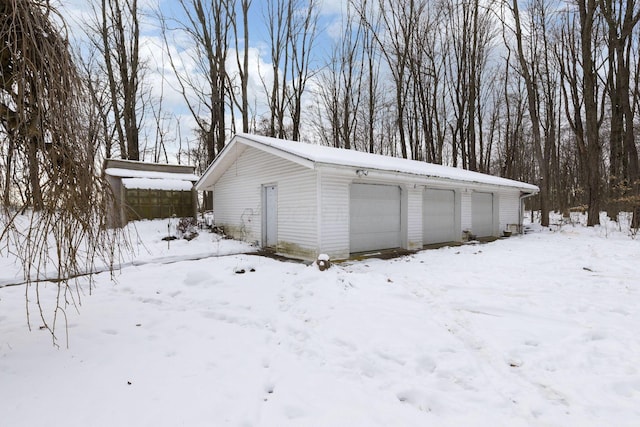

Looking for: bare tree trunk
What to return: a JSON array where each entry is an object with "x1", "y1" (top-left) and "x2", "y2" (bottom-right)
[
  {"x1": 230, "y1": 0, "x2": 252, "y2": 133},
  {"x1": 599, "y1": 0, "x2": 640, "y2": 218},
  {"x1": 557, "y1": 2, "x2": 605, "y2": 226},
  {"x1": 263, "y1": 0, "x2": 289, "y2": 138},
  {"x1": 361, "y1": 1, "x2": 381, "y2": 154},
  {"x1": 466, "y1": 0, "x2": 479, "y2": 171},
  {"x1": 509, "y1": 0, "x2": 550, "y2": 226},
  {"x1": 97, "y1": 0, "x2": 142, "y2": 160},
  {"x1": 355, "y1": 0, "x2": 424, "y2": 159},
  {"x1": 288, "y1": 0, "x2": 319, "y2": 141},
  {"x1": 159, "y1": 0, "x2": 232, "y2": 208},
  {"x1": 580, "y1": 0, "x2": 603, "y2": 226},
  {"x1": 313, "y1": 4, "x2": 364, "y2": 150},
  {"x1": 444, "y1": 0, "x2": 494, "y2": 170}
]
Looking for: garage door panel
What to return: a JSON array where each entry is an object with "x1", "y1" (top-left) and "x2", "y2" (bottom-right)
[
  {"x1": 472, "y1": 192, "x2": 494, "y2": 237},
  {"x1": 423, "y1": 189, "x2": 456, "y2": 244},
  {"x1": 351, "y1": 215, "x2": 400, "y2": 234},
  {"x1": 350, "y1": 184, "x2": 401, "y2": 253}
]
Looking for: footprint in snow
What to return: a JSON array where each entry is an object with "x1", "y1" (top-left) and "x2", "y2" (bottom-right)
[
  {"x1": 264, "y1": 382, "x2": 275, "y2": 394},
  {"x1": 396, "y1": 389, "x2": 433, "y2": 412},
  {"x1": 584, "y1": 331, "x2": 606, "y2": 341},
  {"x1": 139, "y1": 297, "x2": 163, "y2": 305},
  {"x1": 263, "y1": 382, "x2": 275, "y2": 402},
  {"x1": 415, "y1": 355, "x2": 437, "y2": 374},
  {"x1": 262, "y1": 357, "x2": 270, "y2": 368},
  {"x1": 183, "y1": 270, "x2": 212, "y2": 286}
]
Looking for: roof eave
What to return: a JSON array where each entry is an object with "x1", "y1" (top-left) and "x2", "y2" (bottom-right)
[
  {"x1": 195, "y1": 135, "x2": 242, "y2": 191},
  {"x1": 195, "y1": 134, "x2": 316, "y2": 191},
  {"x1": 237, "y1": 134, "x2": 316, "y2": 169},
  {"x1": 316, "y1": 163, "x2": 540, "y2": 192}
]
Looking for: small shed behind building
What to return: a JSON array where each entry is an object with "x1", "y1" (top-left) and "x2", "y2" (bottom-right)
[{"x1": 104, "y1": 159, "x2": 198, "y2": 228}]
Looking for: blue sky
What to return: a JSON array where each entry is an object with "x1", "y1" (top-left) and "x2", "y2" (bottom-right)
[{"x1": 57, "y1": 0, "x2": 348, "y2": 161}]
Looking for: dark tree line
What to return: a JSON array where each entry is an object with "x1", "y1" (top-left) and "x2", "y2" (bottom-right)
[{"x1": 310, "y1": 0, "x2": 640, "y2": 227}]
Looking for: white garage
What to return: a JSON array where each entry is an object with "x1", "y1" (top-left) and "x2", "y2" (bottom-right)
[
  {"x1": 423, "y1": 189, "x2": 457, "y2": 245},
  {"x1": 350, "y1": 184, "x2": 402, "y2": 253},
  {"x1": 195, "y1": 134, "x2": 539, "y2": 261},
  {"x1": 472, "y1": 192, "x2": 495, "y2": 238}
]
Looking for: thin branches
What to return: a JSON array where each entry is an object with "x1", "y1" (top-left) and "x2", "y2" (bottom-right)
[{"x1": 1, "y1": 0, "x2": 127, "y2": 346}]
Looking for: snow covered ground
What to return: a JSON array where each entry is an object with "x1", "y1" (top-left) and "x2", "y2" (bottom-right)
[{"x1": 1, "y1": 215, "x2": 639, "y2": 426}]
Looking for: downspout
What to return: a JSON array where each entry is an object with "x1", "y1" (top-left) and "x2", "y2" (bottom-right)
[
  {"x1": 316, "y1": 169, "x2": 322, "y2": 259},
  {"x1": 519, "y1": 191, "x2": 538, "y2": 233}
]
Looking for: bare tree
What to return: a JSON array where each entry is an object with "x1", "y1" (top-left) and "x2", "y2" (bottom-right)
[
  {"x1": 407, "y1": 0, "x2": 447, "y2": 164},
  {"x1": 500, "y1": 51, "x2": 526, "y2": 180},
  {"x1": 261, "y1": 0, "x2": 318, "y2": 141},
  {"x1": 160, "y1": 0, "x2": 234, "y2": 208},
  {"x1": 599, "y1": 0, "x2": 640, "y2": 220},
  {"x1": 364, "y1": 0, "x2": 426, "y2": 159},
  {"x1": 557, "y1": 1, "x2": 607, "y2": 226},
  {"x1": 84, "y1": 0, "x2": 145, "y2": 160},
  {"x1": 229, "y1": 0, "x2": 252, "y2": 133},
  {"x1": 352, "y1": 0, "x2": 386, "y2": 154},
  {"x1": 81, "y1": 48, "x2": 116, "y2": 160},
  {"x1": 444, "y1": 0, "x2": 497, "y2": 170},
  {"x1": 1, "y1": 0, "x2": 125, "y2": 345},
  {"x1": 262, "y1": 0, "x2": 289, "y2": 139},
  {"x1": 313, "y1": 4, "x2": 364, "y2": 149},
  {"x1": 288, "y1": 0, "x2": 319, "y2": 141},
  {"x1": 161, "y1": 0, "x2": 232, "y2": 163},
  {"x1": 504, "y1": 0, "x2": 560, "y2": 227}
]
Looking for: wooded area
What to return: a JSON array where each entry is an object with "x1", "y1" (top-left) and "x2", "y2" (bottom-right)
[{"x1": 2, "y1": 0, "x2": 640, "y2": 228}]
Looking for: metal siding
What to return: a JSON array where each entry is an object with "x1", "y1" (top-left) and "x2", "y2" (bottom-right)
[
  {"x1": 499, "y1": 190, "x2": 520, "y2": 233},
  {"x1": 320, "y1": 174, "x2": 351, "y2": 259},
  {"x1": 461, "y1": 190, "x2": 472, "y2": 233},
  {"x1": 407, "y1": 188, "x2": 423, "y2": 249},
  {"x1": 423, "y1": 189, "x2": 456, "y2": 244},
  {"x1": 264, "y1": 185, "x2": 277, "y2": 246},
  {"x1": 213, "y1": 147, "x2": 317, "y2": 255},
  {"x1": 350, "y1": 184, "x2": 402, "y2": 253},
  {"x1": 277, "y1": 168, "x2": 318, "y2": 256},
  {"x1": 472, "y1": 192, "x2": 494, "y2": 237}
]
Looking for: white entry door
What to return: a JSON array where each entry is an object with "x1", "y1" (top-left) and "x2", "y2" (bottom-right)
[
  {"x1": 423, "y1": 189, "x2": 456, "y2": 244},
  {"x1": 350, "y1": 184, "x2": 402, "y2": 253},
  {"x1": 264, "y1": 185, "x2": 277, "y2": 247},
  {"x1": 472, "y1": 192, "x2": 494, "y2": 238}
]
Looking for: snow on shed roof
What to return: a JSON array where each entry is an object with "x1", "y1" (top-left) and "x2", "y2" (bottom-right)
[
  {"x1": 105, "y1": 168, "x2": 199, "y2": 182},
  {"x1": 121, "y1": 178, "x2": 194, "y2": 191},
  {"x1": 197, "y1": 133, "x2": 539, "y2": 193}
]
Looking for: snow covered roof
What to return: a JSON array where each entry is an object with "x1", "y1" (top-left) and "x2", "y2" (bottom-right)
[
  {"x1": 197, "y1": 133, "x2": 539, "y2": 193},
  {"x1": 121, "y1": 178, "x2": 194, "y2": 191},
  {"x1": 105, "y1": 168, "x2": 199, "y2": 182}
]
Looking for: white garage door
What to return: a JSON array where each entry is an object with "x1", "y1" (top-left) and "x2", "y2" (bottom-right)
[
  {"x1": 350, "y1": 184, "x2": 401, "y2": 253},
  {"x1": 423, "y1": 189, "x2": 456, "y2": 244},
  {"x1": 472, "y1": 192, "x2": 494, "y2": 238}
]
